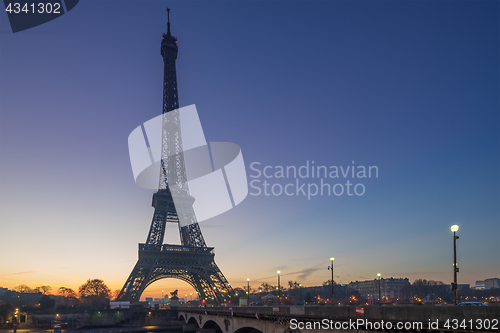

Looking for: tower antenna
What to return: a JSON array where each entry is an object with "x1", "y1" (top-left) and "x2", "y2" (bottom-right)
[{"x1": 166, "y1": 8, "x2": 171, "y2": 35}]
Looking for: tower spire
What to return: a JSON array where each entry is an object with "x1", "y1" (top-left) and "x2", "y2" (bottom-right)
[{"x1": 166, "y1": 7, "x2": 171, "y2": 36}]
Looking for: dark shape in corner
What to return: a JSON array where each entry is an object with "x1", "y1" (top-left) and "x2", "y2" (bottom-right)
[
  {"x1": 4, "y1": 0, "x2": 79, "y2": 33},
  {"x1": 64, "y1": 0, "x2": 78, "y2": 12}
]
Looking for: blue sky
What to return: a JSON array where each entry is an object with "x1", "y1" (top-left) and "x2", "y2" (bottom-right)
[{"x1": 0, "y1": 1, "x2": 498, "y2": 299}]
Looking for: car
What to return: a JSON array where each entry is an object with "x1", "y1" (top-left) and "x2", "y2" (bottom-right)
[{"x1": 457, "y1": 302, "x2": 488, "y2": 306}]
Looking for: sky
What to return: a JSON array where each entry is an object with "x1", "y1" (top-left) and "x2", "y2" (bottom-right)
[{"x1": 0, "y1": 1, "x2": 498, "y2": 301}]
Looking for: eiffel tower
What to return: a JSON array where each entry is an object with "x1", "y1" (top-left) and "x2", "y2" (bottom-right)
[{"x1": 117, "y1": 9, "x2": 233, "y2": 304}]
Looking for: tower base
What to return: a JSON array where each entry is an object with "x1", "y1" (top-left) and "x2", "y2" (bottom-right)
[{"x1": 117, "y1": 243, "x2": 232, "y2": 304}]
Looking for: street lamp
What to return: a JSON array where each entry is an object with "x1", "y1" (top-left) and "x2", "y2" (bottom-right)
[
  {"x1": 377, "y1": 273, "x2": 381, "y2": 305},
  {"x1": 451, "y1": 225, "x2": 459, "y2": 305},
  {"x1": 247, "y1": 278, "x2": 250, "y2": 306},
  {"x1": 299, "y1": 283, "x2": 302, "y2": 304},
  {"x1": 327, "y1": 257, "x2": 334, "y2": 306},
  {"x1": 277, "y1": 271, "x2": 281, "y2": 304}
]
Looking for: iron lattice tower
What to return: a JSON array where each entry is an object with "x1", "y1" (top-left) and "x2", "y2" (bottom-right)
[{"x1": 117, "y1": 9, "x2": 233, "y2": 304}]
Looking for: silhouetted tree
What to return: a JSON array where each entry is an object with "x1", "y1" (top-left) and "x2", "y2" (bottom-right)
[
  {"x1": 39, "y1": 286, "x2": 52, "y2": 294},
  {"x1": 411, "y1": 279, "x2": 452, "y2": 302},
  {"x1": 14, "y1": 285, "x2": 33, "y2": 293},
  {"x1": 79, "y1": 279, "x2": 111, "y2": 309},
  {"x1": 322, "y1": 280, "x2": 337, "y2": 286},
  {"x1": 112, "y1": 289, "x2": 121, "y2": 301},
  {"x1": 286, "y1": 281, "x2": 303, "y2": 301},
  {"x1": 57, "y1": 287, "x2": 77, "y2": 308},
  {"x1": 58, "y1": 287, "x2": 76, "y2": 298},
  {"x1": 260, "y1": 283, "x2": 274, "y2": 293},
  {"x1": 233, "y1": 287, "x2": 246, "y2": 295}
]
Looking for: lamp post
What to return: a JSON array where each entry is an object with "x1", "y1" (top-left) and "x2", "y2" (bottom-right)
[
  {"x1": 451, "y1": 225, "x2": 459, "y2": 305},
  {"x1": 277, "y1": 271, "x2": 281, "y2": 304},
  {"x1": 299, "y1": 283, "x2": 302, "y2": 304},
  {"x1": 247, "y1": 278, "x2": 250, "y2": 306},
  {"x1": 327, "y1": 257, "x2": 334, "y2": 306},
  {"x1": 377, "y1": 273, "x2": 381, "y2": 305}
]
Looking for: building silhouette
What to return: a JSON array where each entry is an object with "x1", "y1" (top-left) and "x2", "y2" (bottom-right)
[{"x1": 348, "y1": 277, "x2": 410, "y2": 301}]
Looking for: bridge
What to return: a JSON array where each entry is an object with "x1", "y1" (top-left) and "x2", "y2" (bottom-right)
[{"x1": 177, "y1": 305, "x2": 499, "y2": 333}]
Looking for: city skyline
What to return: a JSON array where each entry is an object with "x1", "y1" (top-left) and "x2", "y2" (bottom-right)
[{"x1": 0, "y1": 1, "x2": 498, "y2": 301}]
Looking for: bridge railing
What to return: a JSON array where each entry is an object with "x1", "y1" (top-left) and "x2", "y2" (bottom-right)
[{"x1": 178, "y1": 305, "x2": 500, "y2": 323}]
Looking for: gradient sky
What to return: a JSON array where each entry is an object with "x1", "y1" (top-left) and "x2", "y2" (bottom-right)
[{"x1": 0, "y1": 1, "x2": 498, "y2": 301}]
